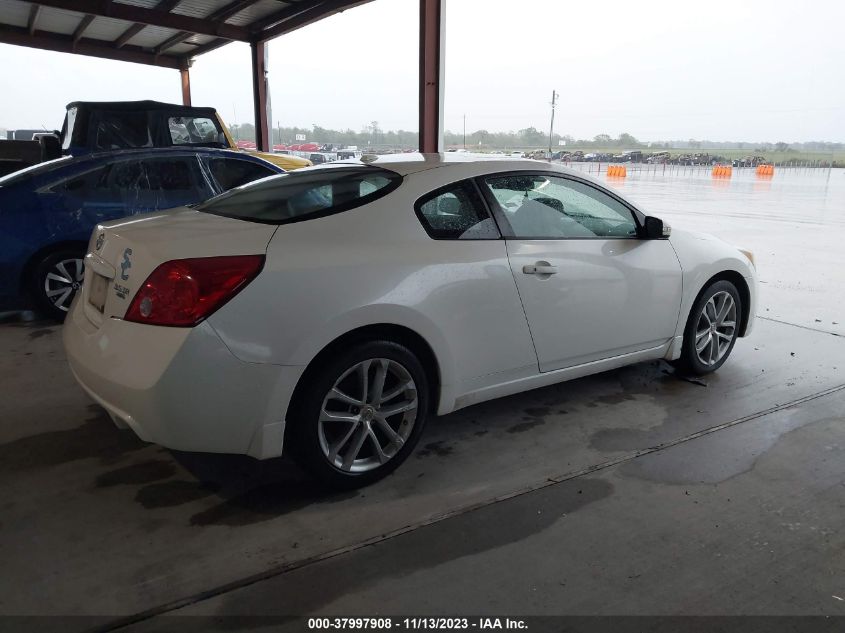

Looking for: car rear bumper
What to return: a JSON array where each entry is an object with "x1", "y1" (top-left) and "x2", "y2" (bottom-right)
[{"x1": 62, "y1": 297, "x2": 304, "y2": 459}]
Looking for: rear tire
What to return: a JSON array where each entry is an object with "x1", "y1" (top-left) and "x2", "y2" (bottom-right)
[
  {"x1": 674, "y1": 280, "x2": 742, "y2": 376},
  {"x1": 288, "y1": 340, "x2": 430, "y2": 489},
  {"x1": 31, "y1": 248, "x2": 86, "y2": 322}
]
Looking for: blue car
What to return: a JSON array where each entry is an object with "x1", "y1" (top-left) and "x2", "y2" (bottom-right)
[{"x1": 0, "y1": 147, "x2": 282, "y2": 319}]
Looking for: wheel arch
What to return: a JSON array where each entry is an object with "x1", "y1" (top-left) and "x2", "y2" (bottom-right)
[
  {"x1": 20, "y1": 240, "x2": 88, "y2": 296},
  {"x1": 285, "y1": 323, "x2": 443, "y2": 441},
  {"x1": 691, "y1": 270, "x2": 751, "y2": 336}
]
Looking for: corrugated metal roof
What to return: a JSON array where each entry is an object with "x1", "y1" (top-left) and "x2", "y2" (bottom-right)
[
  {"x1": 126, "y1": 23, "x2": 186, "y2": 47},
  {"x1": 0, "y1": 0, "x2": 371, "y2": 69},
  {"x1": 112, "y1": 0, "x2": 161, "y2": 9},
  {"x1": 225, "y1": 0, "x2": 296, "y2": 27},
  {"x1": 0, "y1": 1, "x2": 31, "y2": 29},
  {"x1": 170, "y1": 0, "x2": 238, "y2": 18},
  {"x1": 76, "y1": 16, "x2": 136, "y2": 42}
]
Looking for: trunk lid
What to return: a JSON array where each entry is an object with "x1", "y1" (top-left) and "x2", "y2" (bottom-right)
[{"x1": 80, "y1": 207, "x2": 276, "y2": 326}]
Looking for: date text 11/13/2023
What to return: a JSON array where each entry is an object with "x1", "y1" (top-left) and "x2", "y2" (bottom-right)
[{"x1": 307, "y1": 617, "x2": 528, "y2": 630}]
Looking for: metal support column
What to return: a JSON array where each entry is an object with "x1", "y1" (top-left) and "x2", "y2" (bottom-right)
[
  {"x1": 180, "y1": 67, "x2": 191, "y2": 106},
  {"x1": 251, "y1": 40, "x2": 270, "y2": 152},
  {"x1": 419, "y1": 0, "x2": 444, "y2": 153}
]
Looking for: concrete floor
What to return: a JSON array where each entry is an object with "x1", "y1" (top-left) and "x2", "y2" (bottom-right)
[
  {"x1": 1, "y1": 171, "x2": 843, "y2": 629},
  {"x1": 1, "y1": 316, "x2": 843, "y2": 629}
]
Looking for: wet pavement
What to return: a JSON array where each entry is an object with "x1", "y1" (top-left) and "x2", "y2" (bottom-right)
[
  {"x1": 0, "y1": 169, "x2": 843, "y2": 627},
  {"x1": 146, "y1": 390, "x2": 845, "y2": 623},
  {"x1": 591, "y1": 166, "x2": 845, "y2": 337}
]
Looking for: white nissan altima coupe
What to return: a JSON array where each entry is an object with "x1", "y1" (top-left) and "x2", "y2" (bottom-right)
[{"x1": 64, "y1": 154, "x2": 756, "y2": 487}]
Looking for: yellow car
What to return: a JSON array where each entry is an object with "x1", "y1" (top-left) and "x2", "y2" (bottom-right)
[{"x1": 216, "y1": 114, "x2": 312, "y2": 170}]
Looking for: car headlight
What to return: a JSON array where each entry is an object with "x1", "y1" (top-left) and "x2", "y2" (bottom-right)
[{"x1": 739, "y1": 249, "x2": 755, "y2": 268}]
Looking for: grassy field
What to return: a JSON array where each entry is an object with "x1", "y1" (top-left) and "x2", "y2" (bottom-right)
[{"x1": 562, "y1": 147, "x2": 845, "y2": 164}]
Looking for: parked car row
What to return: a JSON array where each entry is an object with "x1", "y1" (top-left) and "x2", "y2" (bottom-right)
[
  {"x1": 494, "y1": 149, "x2": 767, "y2": 166},
  {"x1": 0, "y1": 147, "x2": 282, "y2": 319},
  {"x1": 0, "y1": 100, "x2": 311, "y2": 179}
]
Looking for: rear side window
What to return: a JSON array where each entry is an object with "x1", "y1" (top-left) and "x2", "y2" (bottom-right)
[
  {"x1": 169, "y1": 116, "x2": 223, "y2": 146},
  {"x1": 415, "y1": 182, "x2": 500, "y2": 240},
  {"x1": 198, "y1": 167, "x2": 400, "y2": 224},
  {"x1": 207, "y1": 157, "x2": 277, "y2": 191},
  {"x1": 144, "y1": 159, "x2": 198, "y2": 191}
]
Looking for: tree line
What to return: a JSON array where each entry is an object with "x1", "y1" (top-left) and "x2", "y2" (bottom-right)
[{"x1": 227, "y1": 122, "x2": 843, "y2": 153}]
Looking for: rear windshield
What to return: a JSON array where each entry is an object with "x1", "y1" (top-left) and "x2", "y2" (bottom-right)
[{"x1": 197, "y1": 166, "x2": 401, "y2": 224}]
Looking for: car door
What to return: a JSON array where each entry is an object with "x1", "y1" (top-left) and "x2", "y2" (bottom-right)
[{"x1": 478, "y1": 172, "x2": 683, "y2": 372}]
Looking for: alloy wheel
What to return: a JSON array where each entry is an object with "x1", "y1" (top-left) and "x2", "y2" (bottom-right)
[
  {"x1": 318, "y1": 358, "x2": 418, "y2": 473},
  {"x1": 694, "y1": 290, "x2": 737, "y2": 366},
  {"x1": 44, "y1": 258, "x2": 84, "y2": 313}
]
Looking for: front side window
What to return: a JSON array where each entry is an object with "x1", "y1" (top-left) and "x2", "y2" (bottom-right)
[
  {"x1": 198, "y1": 166, "x2": 400, "y2": 224},
  {"x1": 415, "y1": 182, "x2": 500, "y2": 240},
  {"x1": 168, "y1": 116, "x2": 224, "y2": 146},
  {"x1": 207, "y1": 157, "x2": 277, "y2": 191},
  {"x1": 52, "y1": 164, "x2": 110, "y2": 196},
  {"x1": 483, "y1": 174, "x2": 638, "y2": 239}
]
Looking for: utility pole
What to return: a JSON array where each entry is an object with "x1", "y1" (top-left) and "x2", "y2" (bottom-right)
[
  {"x1": 548, "y1": 89, "x2": 558, "y2": 160},
  {"x1": 463, "y1": 114, "x2": 466, "y2": 150}
]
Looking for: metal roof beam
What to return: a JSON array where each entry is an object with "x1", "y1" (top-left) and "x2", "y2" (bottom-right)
[
  {"x1": 0, "y1": 23, "x2": 185, "y2": 69},
  {"x1": 27, "y1": 4, "x2": 41, "y2": 35},
  {"x1": 154, "y1": 30, "x2": 190, "y2": 54},
  {"x1": 31, "y1": 0, "x2": 252, "y2": 42},
  {"x1": 214, "y1": 0, "x2": 264, "y2": 22},
  {"x1": 155, "y1": 0, "x2": 262, "y2": 55},
  {"x1": 249, "y1": 0, "x2": 320, "y2": 33},
  {"x1": 114, "y1": 0, "x2": 180, "y2": 49},
  {"x1": 252, "y1": 0, "x2": 368, "y2": 43},
  {"x1": 113, "y1": 22, "x2": 145, "y2": 48},
  {"x1": 72, "y1": 14, "x2": 96, "y2": 44},
  {"x1": 180, "y1": 36, "x2": 228, "y2": 59}
]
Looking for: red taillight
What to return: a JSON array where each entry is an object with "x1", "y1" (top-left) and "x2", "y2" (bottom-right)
[{"x1": 125, "y1": 255, "x2": 264, "y2": 327}]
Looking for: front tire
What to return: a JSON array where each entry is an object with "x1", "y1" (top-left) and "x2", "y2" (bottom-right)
[
  {"x1": 31, "y1": 248, "x2": 86, "y2": 322},
  {"x1": 675, "y1": 280, "x2": 742, "y2": 375},
  {"x1": 288, "y1": 340, "x2": 430, "y2": 489}
]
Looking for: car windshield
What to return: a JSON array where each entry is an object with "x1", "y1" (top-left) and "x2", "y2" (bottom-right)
[{"x1": 197, "y1": 166, "x2": 401, "y2": 224}]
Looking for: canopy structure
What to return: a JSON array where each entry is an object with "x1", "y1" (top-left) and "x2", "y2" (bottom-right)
[{"x1": 0, "y1": 0, "x2": 445, "y2": 152}]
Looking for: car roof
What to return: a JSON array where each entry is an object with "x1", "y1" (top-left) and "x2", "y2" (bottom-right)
[
  {"x1": 321, "y1": 152, "x2": 588, "y2": 177},
  {"x1": 65, "y1": 100, "x2": 218, "y2": 117},
  {"x1": 291, "y1": 152, "x2": 619, "y2": 194},
  {"x1": 0, "y1": 147, "x2": 280, "y2": 187},
  {"x1": 78, "y1": 146, "x2": 277, "y2": 165}
]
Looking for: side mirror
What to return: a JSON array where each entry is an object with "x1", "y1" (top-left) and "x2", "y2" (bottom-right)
[{"x1": 643, "y1": 216, "x2": 671, "y2": 239}]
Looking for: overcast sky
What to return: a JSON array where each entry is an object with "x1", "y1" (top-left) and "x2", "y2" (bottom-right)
[{"x1": 1, "y1": 0, "x2": 843, "y2": 142}]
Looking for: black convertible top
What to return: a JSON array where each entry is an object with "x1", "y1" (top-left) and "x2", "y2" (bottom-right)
[{"x1": 65, "y1": 100, "x2": 218, "y2": 117}]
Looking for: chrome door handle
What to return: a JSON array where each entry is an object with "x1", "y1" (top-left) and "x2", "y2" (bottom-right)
[{"x1": 522, "y1": 263, "x2": 558, "y2": 275}]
